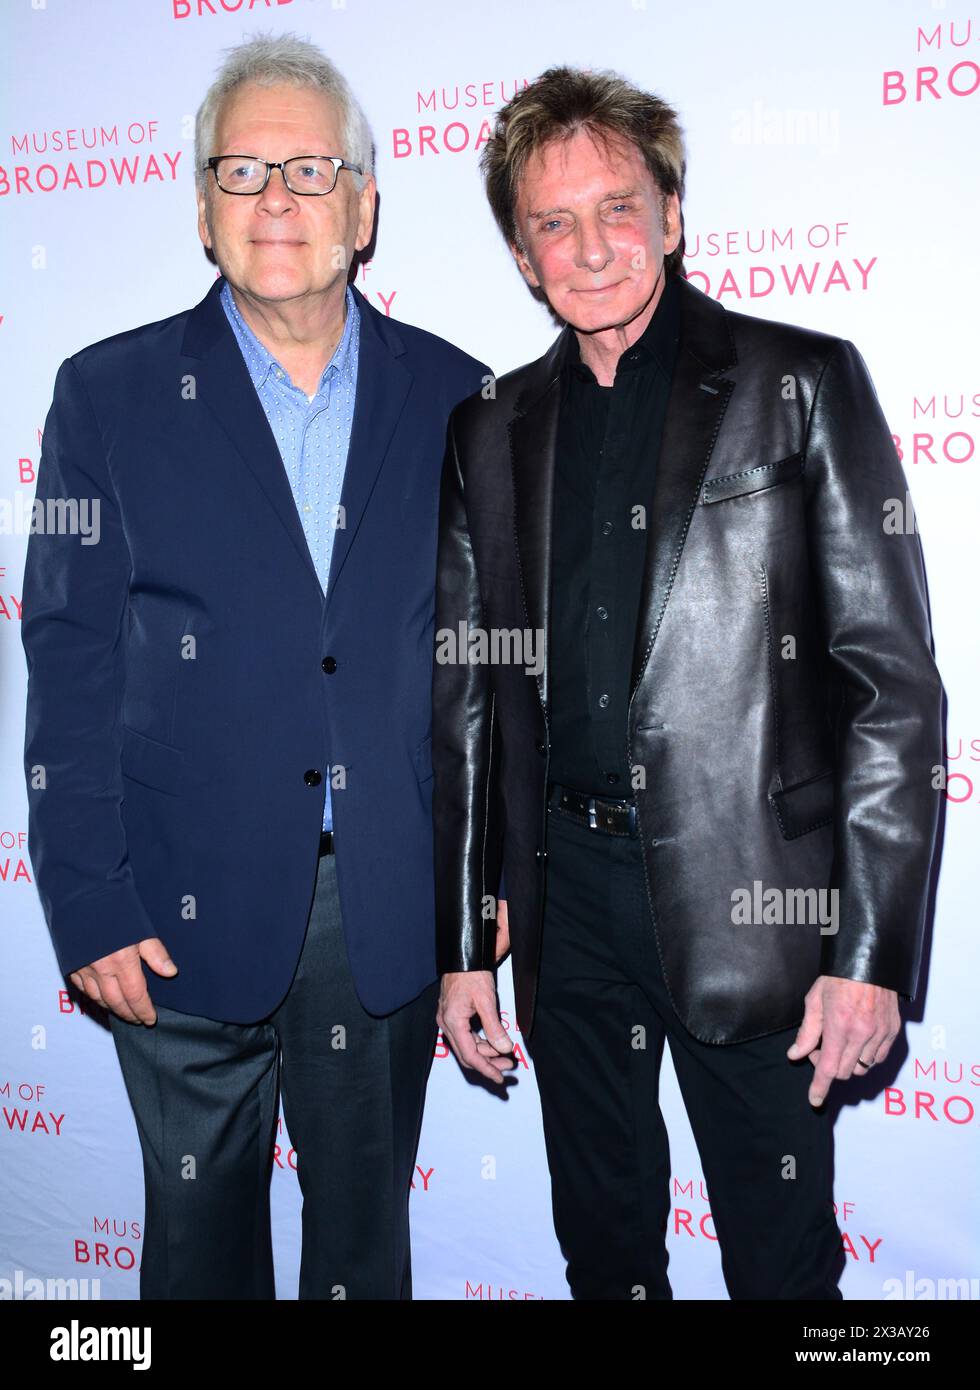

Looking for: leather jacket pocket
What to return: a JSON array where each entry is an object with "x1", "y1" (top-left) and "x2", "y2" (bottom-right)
[
  {"x1": 701, "y1": 452, "x2": 803, "y2": 504},
  {"x1": 769, "y1": 769, "x2": 834, "y2": 839}
]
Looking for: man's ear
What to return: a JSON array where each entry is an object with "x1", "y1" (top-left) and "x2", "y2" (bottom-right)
[
  {"x1": 196, "y1": 188, "x2": 212, "y2": 251},
  {"x1": 661, "y1": 191, "x2": 681, "y2": 256},
  {"x1": 354, "y1": 174, "x2": 377, "y2": 253},
  {"x1": 509, "y1": 239, "x2": 541, "y2": 289}
]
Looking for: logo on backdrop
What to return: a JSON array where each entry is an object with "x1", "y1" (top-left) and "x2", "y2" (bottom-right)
[
  {"x1": 392, "y1": 78, "x2": 529, "y2": 160},
  {"x1": 3, "y1": 119, "x2": 181, "y2": 197},
  {"x1": 74, "y1": 1217, "x2": 142, "y2": 1275},
  {"x1": 942, "y1": 736, "x2": 980, "y2": 807},
  {"x1": 883, "y1": 16, "x2": 980, "y2": 105},
  {"x1": 1, "y1": 1080, "x2": 64, "y2": 1137},
  {"x1": 0, "y1": 830, "x2": 30, "y2": 885},
  {"x1": 683, "y1": 220, "x2": 877, "y2": 301},
  {"x1": 885, "y1": 1052, "x2": 980, "y2": 1126},
  {"x1": 892, "y1": 392, "x2": 979, "y2": 469}
]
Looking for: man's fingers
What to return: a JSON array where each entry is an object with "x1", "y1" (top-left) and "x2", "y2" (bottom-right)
[
  {"x1": 117, "y1": 971, "x2": 158, "y2": 1025},
  {"x1": 808, "y1": 1030, "x2": 845, "y2": 1105},
  {"x1": 139, "y1": 937, "x2": 178, "y2": 978},
  {"x1": 476, "y1": 1001, "x2": 511, "y2": 1054},
  {"x1": 787, "y1": 1007, "x2": 823, "y2": 1061},
  {"x1": 864, "y1": 1030, "x2": 895, "y2": 1067},
  {"x1": 473, "y1": 1037, "x2": 517, "y2": 1068},
  {"x1": 77, "y1": 970, "x2": 105, "y2": 1008},
  {"x1": 437, "y1": 971, "x2": 515, "y2": 1085},
  {"x1": 837, "y1": 1033, "x2": 876, "y2": 1079},
  {"x1": 97, "y1": 974, "x2": 143, "y2": 1025},
  {"x1": 447, "y1": 1019, "x2": 508, "y2": 1084},
  {"x1": 808, "y1": 1057, "x2": 833, "y2": 1106}
]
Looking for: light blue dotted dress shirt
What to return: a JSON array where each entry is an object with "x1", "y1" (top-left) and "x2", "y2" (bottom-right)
[{"x1": 220, "y1": 278, "x2": 360, "y2": 832}]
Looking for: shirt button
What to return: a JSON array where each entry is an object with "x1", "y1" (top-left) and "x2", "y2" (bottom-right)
[
  {"x1": 303, "y1": 504, "x2": 312, "y2": 513},
  {"x1": 606, "y1": 773, "x2": 620, "y2": 785},
  {"x1": 601, "y1": 521, "x2": 614, "y2": 535},
  {"x1": 598, "y1": 693, "x2": 610, "y2": 709},
  {"x1": 596, "y1": 606, "x2": 608, "y2": 621}
]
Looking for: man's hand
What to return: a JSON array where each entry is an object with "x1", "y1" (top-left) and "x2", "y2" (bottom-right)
[
  {"x1": 788, "y1": 974, "x2": 901, "y2": 1106},
  {"x1": 438, "y1": 969, "x2": 516, "y2": 1086},
  {"x1": 495, "y1": 898, "x2": 510, "y2": 963},
  {"x1": 69, "y1": 938, "x2": 177, "y2": 1026}
]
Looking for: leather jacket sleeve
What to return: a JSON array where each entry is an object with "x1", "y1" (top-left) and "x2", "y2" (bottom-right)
[
  {"x1": 431, "y1": 412, "x2": 503, "y2": 975},
  {"x1": 804, "y1": 339, "x2": 944, "y2": 997}
]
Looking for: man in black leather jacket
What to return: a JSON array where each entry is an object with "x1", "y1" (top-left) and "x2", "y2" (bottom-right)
[{"x1": 431, "y1": 66, "x2": 944, "y2": 1299}]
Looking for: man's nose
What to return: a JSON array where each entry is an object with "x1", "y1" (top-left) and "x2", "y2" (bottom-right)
[
  {"x1": 256, "y1": 165, "x2": 299, "y2": 211},
  {"x1": 574, "y1": 220, "x2": 613, "y2": 270}
]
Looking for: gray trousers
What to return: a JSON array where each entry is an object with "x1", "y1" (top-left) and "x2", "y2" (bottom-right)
[{"x1": 109, "y1": 854, "x2": 439, "y2": 1299}]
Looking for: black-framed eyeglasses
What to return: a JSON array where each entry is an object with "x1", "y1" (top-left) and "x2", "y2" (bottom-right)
[{"x1": 203, "y1": 155, "x2": 363, "y2": 196}]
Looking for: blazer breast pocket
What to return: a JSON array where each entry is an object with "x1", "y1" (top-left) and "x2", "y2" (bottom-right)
[
  {"x1": 701, "y1": 452, "x2": 803, "y2": 504},
  {"x1": 120, "y1": 725, "x2": 186, "y2": 796}
]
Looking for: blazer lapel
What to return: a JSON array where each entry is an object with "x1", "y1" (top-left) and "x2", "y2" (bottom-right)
[
  {"x1": 629, "y1": 277, "x2": 738, "y2": 695},
  {"x1": 325, "y1": 285, "x2": 412, "y2": 610},
  {"x1": 180, "y1": 274, "x2": 323, "y2": 601}
]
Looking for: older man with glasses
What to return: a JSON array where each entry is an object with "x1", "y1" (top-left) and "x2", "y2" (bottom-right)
[{"x1": 22, "y1": 32, "x2": 487, "y2": 1300}]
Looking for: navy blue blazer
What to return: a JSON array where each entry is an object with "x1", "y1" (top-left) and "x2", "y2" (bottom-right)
[{"x1": 22, "y1": 275, "x2": 488, "y2": 1023}]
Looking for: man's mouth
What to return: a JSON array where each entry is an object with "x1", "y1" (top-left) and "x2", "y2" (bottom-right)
[{"x1": 573, "y1": 281, "x2": 624, "y2": 295}]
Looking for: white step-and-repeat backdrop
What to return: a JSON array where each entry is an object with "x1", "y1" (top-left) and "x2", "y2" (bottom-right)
[{"x1": 1, "y1": 0, "x2": 977, "y2": 1301}]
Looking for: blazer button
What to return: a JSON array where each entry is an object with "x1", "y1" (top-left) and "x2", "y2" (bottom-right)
[
  {"x1": 304, "y1": 769, "x2": 323, "y2": 786},
  {"x1": 322, "y1": 656, "x2": 337, "y2": 674},
  {"x1": 535, "y1": 739, "x2": 547, "y2": 756},
  {"x1": 536, "y1": 849, "x2": 548, "y2": 861}
]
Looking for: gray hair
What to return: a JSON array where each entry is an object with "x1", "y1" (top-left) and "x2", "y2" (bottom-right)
[{"x1": 194, "y1": 31, "x2": 374, "y2": 194}]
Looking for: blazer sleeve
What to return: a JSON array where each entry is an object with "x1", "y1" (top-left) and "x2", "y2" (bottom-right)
[
  {"x1": 803, "y1": 338, "x2": 944, "y2": 998},
  {"x1": 431, "y1": 410, "x2": 503, "y2": 974},
  {"x1": 22, "y1": 356, "x2": 156, "y2": 976}
]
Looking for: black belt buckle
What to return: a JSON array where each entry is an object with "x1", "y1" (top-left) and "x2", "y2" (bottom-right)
[
  {"x1": 319, "y1": 830, "x2": 334, "y2": 857},
  {"x1": 549, "y1": 783, "x2": 638, "y2": 837}
]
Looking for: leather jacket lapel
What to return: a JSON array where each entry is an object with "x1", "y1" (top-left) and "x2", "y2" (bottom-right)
[
  {"x1": 509, "y1": 327, "x2": 571, "y2": 716},
  {"x1": 630, "y1": 280, "x2": 738, "y2": 694}
]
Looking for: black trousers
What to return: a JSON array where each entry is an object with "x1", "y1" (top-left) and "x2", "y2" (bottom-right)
[
  {"x1": 525, "y1": 803, "x2": 844, "y2": 1301},
  {"x1": 108, "y1": 853, "x2": 439, "y2": 1300}
]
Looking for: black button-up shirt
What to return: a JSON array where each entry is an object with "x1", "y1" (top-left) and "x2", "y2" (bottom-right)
[{"x1": 548, "y1": 274, "x2": 682, "y2": 797}]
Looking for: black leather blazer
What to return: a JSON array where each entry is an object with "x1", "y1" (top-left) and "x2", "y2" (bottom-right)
[{"x1": 432, "y1": 274, "x2": 944, "y2": 1044}]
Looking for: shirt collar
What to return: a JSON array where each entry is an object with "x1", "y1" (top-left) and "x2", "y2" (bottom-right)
[
  {"x1": 563, "y1": 271, "x2": 681, "y2": 384},
  {"x1": 220, "y1": 278, "x2": 359, "y2": 396}
]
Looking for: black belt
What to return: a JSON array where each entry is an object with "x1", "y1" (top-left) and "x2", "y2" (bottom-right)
[
  {"x1": 319, "y1": 831, "x2": 335, "y2": 857},
  {"x1": 547, "y1": 782, "x2": 639, "y2": 837}
]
